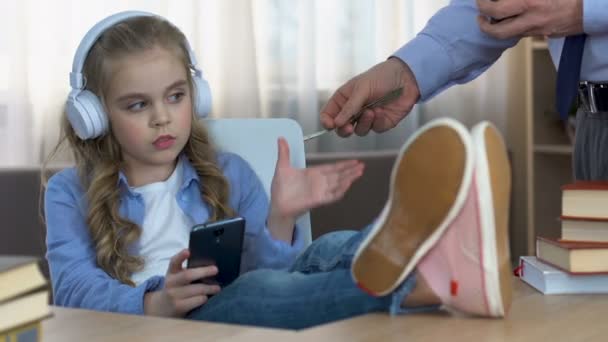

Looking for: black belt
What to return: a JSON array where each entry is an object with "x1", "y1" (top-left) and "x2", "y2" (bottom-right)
[{"x1": 579, "y1": 82, "x2": 608, "y2": 113}]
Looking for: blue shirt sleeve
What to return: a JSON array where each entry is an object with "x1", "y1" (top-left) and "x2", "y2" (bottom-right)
[
  {"x1": 393, "y1": 0, "x2": 518, "y2": 101},
  {"x1": 584, "y1": 0, "x2": 608, "y2": 34},
  {"x1": 45, "y1": 170, "x2": 164, "y2": 314},
  {"x1": 221, "y1": 154, "x2": 305, "y2": 272}
]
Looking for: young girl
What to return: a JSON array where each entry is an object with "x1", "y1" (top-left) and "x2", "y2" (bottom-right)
[{"x1": 44, "y1": 11, "x2": 513, "y2": 330}]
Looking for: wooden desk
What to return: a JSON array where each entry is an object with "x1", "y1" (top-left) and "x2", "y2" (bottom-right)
[
  {"x1": 43, "y1": 278, "x2": 608, "y2": 341},
  {"x1": 42, "y1": 307, "x2": 295, "y2": 341}
]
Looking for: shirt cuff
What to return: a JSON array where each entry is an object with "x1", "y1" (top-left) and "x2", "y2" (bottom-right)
[
  {"x1": 263, "y1": 224, "x2": 304, "y2": 251},
  {"x1": 583, "y1": 0, "x2": 608, "y2": 34},
  {"x1": 392, "y1": 33, "x2": 454, "y2": 101},
  {"x1": 263, "y1": 224, "x2": 305, "y2": 262},
  {"x1": 132, "y1": 275, "x2": 164, "y2": 315},
  {"x1": 290, "y1": 224, "x2": 305, "y2": 251}
]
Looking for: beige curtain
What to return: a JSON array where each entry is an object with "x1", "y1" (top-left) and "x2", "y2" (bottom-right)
[{"x1": 0, "y1": 0, "x2": 515, "y2": 166}]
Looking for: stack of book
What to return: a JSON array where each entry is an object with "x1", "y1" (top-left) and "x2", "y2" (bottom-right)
[
  {"x1": 519, "y1": 181, "x2": 608, "y2": 294},
  {"x1": 0, "y1": 256, "x2": 51, "y2": 342}
]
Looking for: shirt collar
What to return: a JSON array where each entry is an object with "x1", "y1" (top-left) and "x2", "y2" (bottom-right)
[
  {"x1": 179, "y1": 154, "x2": 200, "y2": 191},
  {"x1": 116, "y1": 154, "x2": 200, "y2": 195}
]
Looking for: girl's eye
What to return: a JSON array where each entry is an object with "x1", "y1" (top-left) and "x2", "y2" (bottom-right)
[
  {"x1": 168, "y1": 92, "x2": 185, "y2": 103},
  {"x1": 127, "y1": 101, "x2": 146, "y2": 111}
]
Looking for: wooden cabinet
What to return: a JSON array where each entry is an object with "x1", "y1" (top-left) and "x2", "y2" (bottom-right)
[{"x1": 507, "y1": 38, "x2": 574, "y2": 259}]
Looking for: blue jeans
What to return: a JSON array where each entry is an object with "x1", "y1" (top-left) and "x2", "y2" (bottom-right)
[{"x1": 186, "y1": 225, "x2": 437, "y2": 329}]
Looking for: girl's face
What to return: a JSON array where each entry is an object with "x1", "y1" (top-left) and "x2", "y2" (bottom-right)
[{"x1": 104, "y1": 46, "x2": 193, "y2": 176}]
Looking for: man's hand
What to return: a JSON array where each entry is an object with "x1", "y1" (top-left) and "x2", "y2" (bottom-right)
[
  {"x1": 320, "y1": 58, "x2": 420, "y2": 137},
  {"x1": 144, "y1": 249, "x2": 221, "y2": 317},
  {"x1": 477, "y1": 0, "x2": 584, "y2": 39}
]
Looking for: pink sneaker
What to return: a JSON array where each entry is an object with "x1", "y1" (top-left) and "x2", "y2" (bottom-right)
[
  {"x1": 417, "y1": 121, "x2": 512, "y2": 317},
  {"x1": 351, "y1": 118, "x2": 475, "y2": 296}
]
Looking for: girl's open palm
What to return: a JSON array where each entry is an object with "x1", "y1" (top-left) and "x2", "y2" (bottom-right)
[{"x1": 270, "y1": 137, "x2": 364, "y2": 219}]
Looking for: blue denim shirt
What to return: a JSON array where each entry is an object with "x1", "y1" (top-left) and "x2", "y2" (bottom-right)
[{"x1": 45, "y1": 152, "x2": 305, "y2": 314}]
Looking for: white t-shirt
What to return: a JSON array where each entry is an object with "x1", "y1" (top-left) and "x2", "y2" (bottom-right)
[{"x1": 130, "y1": 161, "x2": 194, "y2": 286}]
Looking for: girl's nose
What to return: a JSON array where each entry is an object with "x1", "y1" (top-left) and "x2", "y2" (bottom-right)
[{"x1": 151, "y1": 107, "x2": 171, "y2": 127}]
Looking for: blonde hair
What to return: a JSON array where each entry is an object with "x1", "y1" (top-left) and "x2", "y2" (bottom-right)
[{"x1": 42, "y1": 16, "x2": 235, "y2": 286}]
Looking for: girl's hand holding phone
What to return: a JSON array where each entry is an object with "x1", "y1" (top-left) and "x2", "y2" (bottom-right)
[{"x1": 144, "y1": 249, "x2": 221, "y2": 317}]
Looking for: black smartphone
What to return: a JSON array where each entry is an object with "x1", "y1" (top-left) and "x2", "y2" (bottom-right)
[{"x1": 187, "y1": 216, "x2": 245, "y2": 287}]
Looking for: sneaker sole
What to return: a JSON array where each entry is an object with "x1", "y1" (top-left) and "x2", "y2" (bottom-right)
[
  {"x1": 471, "y1": 121, "x2": 512, "y2": 317},
  {"x1": 351, "y1": 118, "x2": 474, "y2": 296}
]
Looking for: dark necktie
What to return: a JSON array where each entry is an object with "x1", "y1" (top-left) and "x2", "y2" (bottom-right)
[{"x1": 556, "y1": 34, "x2": 587, "y2": 120}]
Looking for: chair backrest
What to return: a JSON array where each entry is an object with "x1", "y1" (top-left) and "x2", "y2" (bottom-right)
[{"x1": 204, "y1": 118, "x2": 312, "y2": 246}]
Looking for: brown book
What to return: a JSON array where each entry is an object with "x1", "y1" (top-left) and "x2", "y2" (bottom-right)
[
  {"x1": 536, "y1": 236, "x2": 608, "y2": 274},
  {"x1": 561, "y1": 216, "x2": 608, "y2": 242},
  {"x1": 562, "y1": 181, "x2": 608, "y2": 219},
  {"x1": 0, "y1": 256, "x2": 47, "y2": 303}
]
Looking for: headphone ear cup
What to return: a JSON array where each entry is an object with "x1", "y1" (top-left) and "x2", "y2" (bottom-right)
[
  {"x1": 66, "y1": 89, "x2": 108, "y2": 140},
  {"x1": 192, "y1": 75, "x2": 212, "y2": 118}
]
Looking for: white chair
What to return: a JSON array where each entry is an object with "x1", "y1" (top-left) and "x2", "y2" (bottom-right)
[{"x1": 204, "y1": 118, "x2": 312, "y2": 246}]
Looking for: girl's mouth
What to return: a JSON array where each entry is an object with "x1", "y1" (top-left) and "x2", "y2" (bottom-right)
[{"x1": 153, "y1": 135, "x2": 176, "y2": 150}]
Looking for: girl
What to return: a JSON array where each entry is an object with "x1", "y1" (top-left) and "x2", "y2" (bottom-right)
[{"x1": 44, "y1": 11, "x2": 512, "y2": 330}]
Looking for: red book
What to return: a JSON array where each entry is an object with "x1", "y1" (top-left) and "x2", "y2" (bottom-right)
[
  {"x1": 562, "y1": 181, "x2": 608, "y2": 191},
  {"x1": 536, "y1": 236, "x2": 608, "y2": 274},
  {"x1": 562, "y1": 181, "x2": 608, "y2": 219}
]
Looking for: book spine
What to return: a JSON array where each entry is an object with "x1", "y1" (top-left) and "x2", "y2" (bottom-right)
[{"x1": 519, "y1": 258, "x2": 548, "y2": 294}]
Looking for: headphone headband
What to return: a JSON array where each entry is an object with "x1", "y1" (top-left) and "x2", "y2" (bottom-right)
[{"x1": 69, "y1": 10, "x2": 201, "y2": 89}]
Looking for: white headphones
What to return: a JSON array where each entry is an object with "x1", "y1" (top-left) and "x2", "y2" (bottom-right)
[{"x1": 66, "y1": 11, "x2": 212, "y2": 140}]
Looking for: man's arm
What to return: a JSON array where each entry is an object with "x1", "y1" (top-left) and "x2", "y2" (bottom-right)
[
  {"x1": 395, "y1": 0, "x2": 519, "y2": 101},
  {"x1": 476, "y1": 0, "x2": 607, "y2": 38},
  {"x1": 477, "y1": 0, "x2": 583, "y2": 38},
  {"x1": 582, "y1": 0, "x2": 608, "y2": 34},
  {"x1": 320, "y1": 0, "x2": 519, "y2": 136}
]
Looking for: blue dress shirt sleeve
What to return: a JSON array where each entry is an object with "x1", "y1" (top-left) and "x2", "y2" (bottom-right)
[
  {"x1": 45, "y1": 170, "x2": 164, "y2": 314},
  {"x1": 393, "y1": 0, "x2": 518, "y2": 101},
  {"x1": 584, "y1": 0, "x2": 608, "y2": 34}
]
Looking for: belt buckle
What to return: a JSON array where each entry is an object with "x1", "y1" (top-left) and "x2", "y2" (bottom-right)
[
  {"x1": 579, "y1": 81, "x2": 608, "y2": 113},
  {"x1": 579, "y1": 81, "x2": 591, "y2": 112}
]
